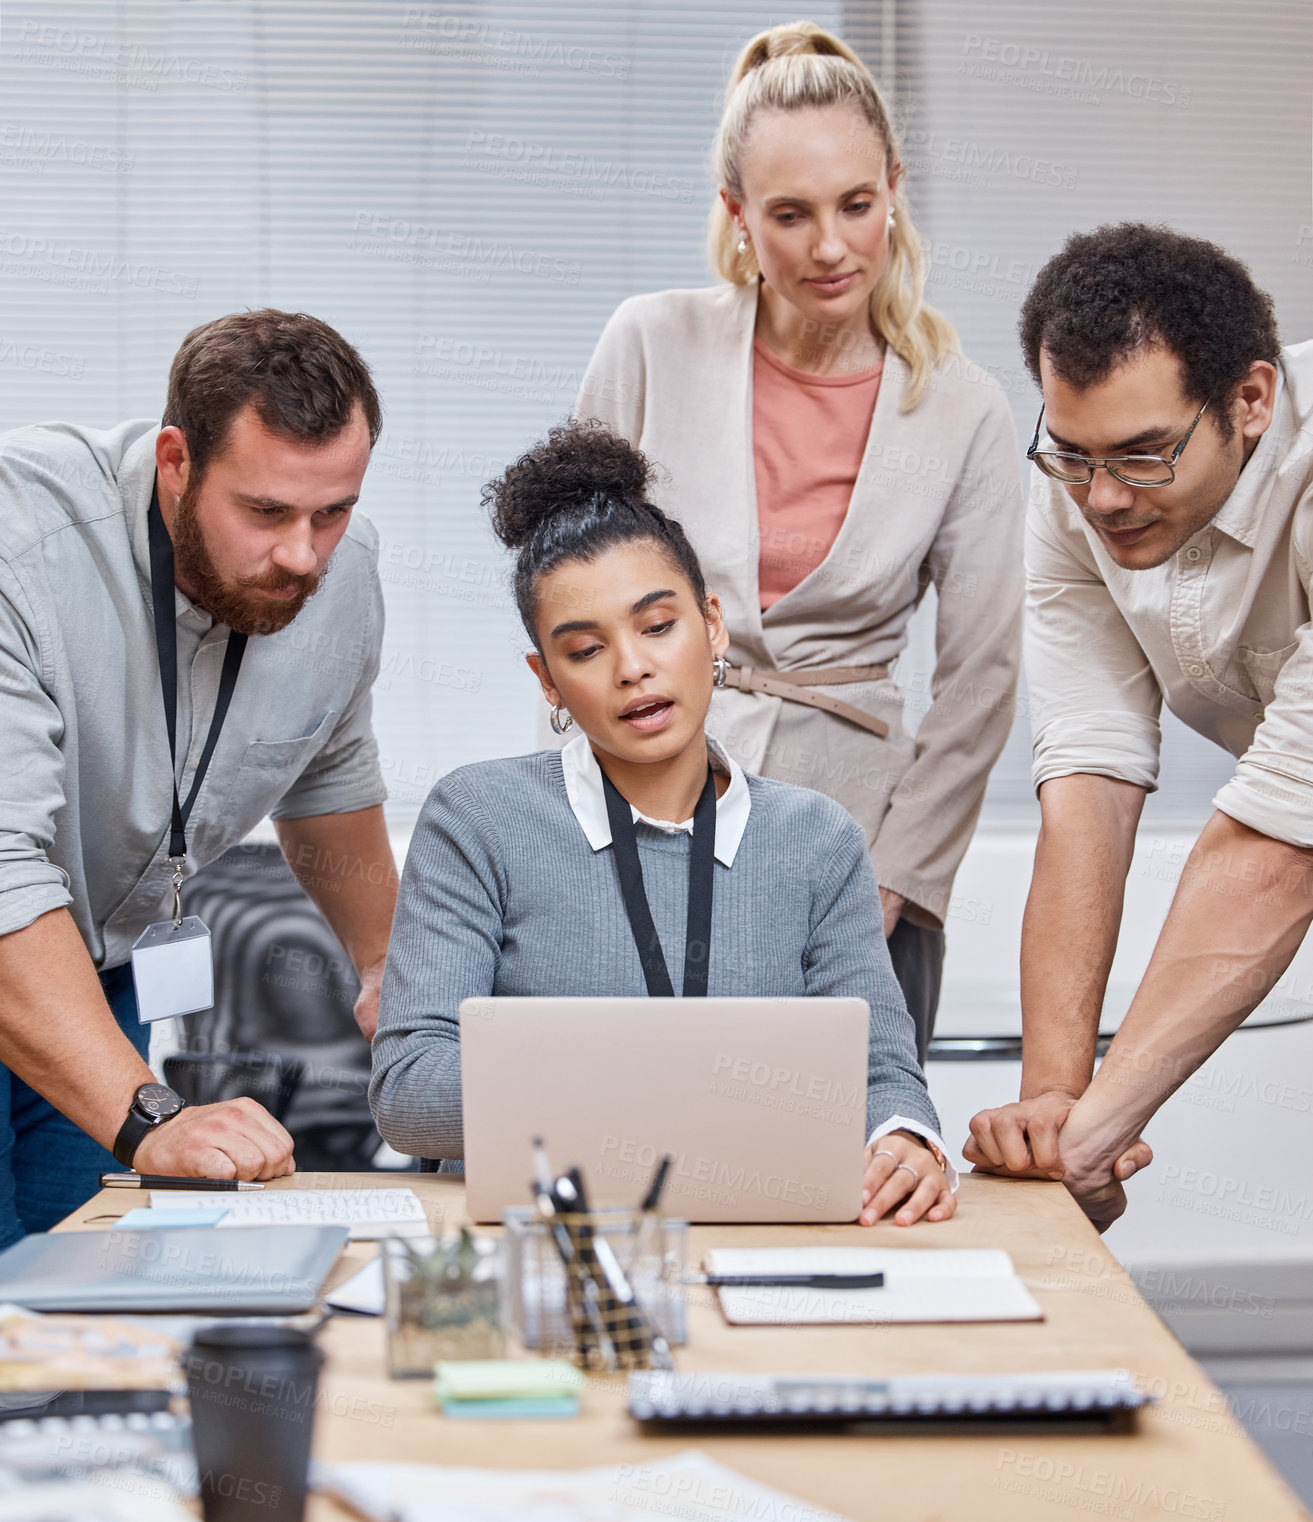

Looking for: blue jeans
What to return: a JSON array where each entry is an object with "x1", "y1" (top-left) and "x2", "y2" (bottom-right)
[{"x1": 0, "y1": 964, "x2": 149, "y2": 1249}]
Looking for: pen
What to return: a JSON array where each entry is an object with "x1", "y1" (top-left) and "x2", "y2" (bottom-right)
[
  {"x1": 638, "y1": 1155, "x2": 671, "y2": 1214},
  {"x1": 690, "y1": 1272, "x2": 885, "y2": 1289},
  {"x1": 557, "y1": 1169, "x2": 659, "y2": 1368},
  {"x1": 98, "y1": 1173, "x2": 266, "y2": 1191},
  {"x1": 532, "y1": 1179, "x2": 598, "y2": 1361}
]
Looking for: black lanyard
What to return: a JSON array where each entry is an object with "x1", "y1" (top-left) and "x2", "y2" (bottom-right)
[
  {"x1": 601, "y1": 764, "x2": 717, "y2": 998},
  {"x1": 147, "y1": 484, "x2": 247, "y2": 866}
]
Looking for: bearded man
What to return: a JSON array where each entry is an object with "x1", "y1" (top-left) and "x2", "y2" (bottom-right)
[{"x1": 0, "y1": 309, "x2": 398, "y2": 1243}]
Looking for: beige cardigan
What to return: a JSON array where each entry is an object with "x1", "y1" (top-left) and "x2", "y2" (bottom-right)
[{"x1": 574, "y1": 281, "x2": 1023, "y2": 928}]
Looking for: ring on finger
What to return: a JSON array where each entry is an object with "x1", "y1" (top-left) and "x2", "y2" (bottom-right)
[
  {"x1": 871, "y1": 1148, "x2": 897, "y2": 1162},
  {"x1": 893, "y1": 1162, "x2": 920, "y2": 1184}
]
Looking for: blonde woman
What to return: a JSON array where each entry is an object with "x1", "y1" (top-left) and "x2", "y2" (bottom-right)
[{"x1": 574, "y1": 21, "x2": 1024, "y2": 1058}]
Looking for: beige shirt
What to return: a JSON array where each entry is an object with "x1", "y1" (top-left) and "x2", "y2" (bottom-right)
[
  {"x1": 576, "y1": 281, "x2": 1024, "y2": 927},
  {"x1": 1027, "y1": 340, "x2": 1313, "y2": 844}
]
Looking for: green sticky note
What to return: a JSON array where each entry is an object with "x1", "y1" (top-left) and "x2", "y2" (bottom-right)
[{"x1": 433, "y1": 1359, "x2": 585, "y2": 1403}]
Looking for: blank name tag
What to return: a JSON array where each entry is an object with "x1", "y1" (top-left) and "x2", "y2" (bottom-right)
[{"x1": 130, "y1": 916, "x2": 214, "y2": 1023}]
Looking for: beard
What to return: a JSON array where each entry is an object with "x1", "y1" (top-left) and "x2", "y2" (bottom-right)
[{"x1": 170, "y1": 479, "x2": 329, "y2": 637}]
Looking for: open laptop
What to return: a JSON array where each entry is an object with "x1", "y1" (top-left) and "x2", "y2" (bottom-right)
[{"x1": 460, "y1": 996, "x2": 869, "y2": 1224}]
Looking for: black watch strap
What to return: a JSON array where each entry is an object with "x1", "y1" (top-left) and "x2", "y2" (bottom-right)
[
  {"x1": 112, "y1": 1110, "x2": 155, "y2": 1169},
  {"x1": 113, "y1": 1086, "x2": 187, "y2": 1169}
]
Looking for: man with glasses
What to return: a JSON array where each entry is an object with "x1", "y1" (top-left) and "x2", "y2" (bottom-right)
[{"x1": 966, "y1": 223, "x2": 1312, "y2": 1228}]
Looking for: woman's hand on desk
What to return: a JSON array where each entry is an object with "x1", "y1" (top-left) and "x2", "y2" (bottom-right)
[{"x1": 860, "y1": 1131, "x2": 955, "y2": 1226}]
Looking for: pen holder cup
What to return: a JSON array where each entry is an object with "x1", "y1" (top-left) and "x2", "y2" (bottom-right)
[
  {"x1": 382, "y1": 1234, "x2": 505, "y2": 1378},
  {"x1": 502, "y1": 1208, "x2": 686, "y2": 1370}
]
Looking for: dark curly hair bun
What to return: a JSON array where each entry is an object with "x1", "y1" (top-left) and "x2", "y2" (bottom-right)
[
  {"x1": 484, "y1": 419, "x2": 708, "y2": 644},
  {"x1": 487, "y1": 419, "x2": 653, "y2": 549}
]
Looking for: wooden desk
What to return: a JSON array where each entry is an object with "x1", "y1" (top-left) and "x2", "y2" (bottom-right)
[{"x1": 61, "y1": 1172, "x2": 1309, "y2": 1522}]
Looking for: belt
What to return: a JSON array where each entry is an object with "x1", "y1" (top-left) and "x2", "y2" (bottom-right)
[{"x1": 720, "y1": 663, "x2": 891, "y2": 738}]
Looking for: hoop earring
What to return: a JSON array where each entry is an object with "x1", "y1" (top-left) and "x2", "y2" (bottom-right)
[
  {"x1": 550, "y1": 700, "x2": 578, "y2": 736},
  {"x1": 712, "y1": 655, "x2": 729, "y2": 689},
  {"x1": 549, "y1": 702, "x2": 574, "y2": 736}
]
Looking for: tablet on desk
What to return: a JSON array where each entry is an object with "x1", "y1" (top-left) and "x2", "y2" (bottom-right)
[
  {"x1": 459, "y1": 996, "x2": 869, "y2": 1224},
  {"x1": 0, "y1": 1225, "x2": 348, "y2": 1314}
]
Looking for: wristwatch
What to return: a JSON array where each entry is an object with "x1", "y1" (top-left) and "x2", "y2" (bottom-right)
[{"x1": 113, "y1": 1082, "x2": 187, "y2": 1168}]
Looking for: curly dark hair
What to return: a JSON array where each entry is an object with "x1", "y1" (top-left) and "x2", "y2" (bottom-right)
[
  {"x1": 484, "y1": 419, "x2": 708, "y2": 645},
  {"x1": 1019, "y1": 224, "x2": 1279, "y2": 441}
]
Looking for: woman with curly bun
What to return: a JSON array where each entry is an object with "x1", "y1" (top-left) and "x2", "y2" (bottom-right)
[
  {"x1": 370, "y1": 420, "x2": 956, "y2": 1226},
  {"x1": 575, "y1": 20, "x2": 1024, "y2": 1057}
]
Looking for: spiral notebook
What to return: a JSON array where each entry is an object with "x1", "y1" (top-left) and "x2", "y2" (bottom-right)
[{"x1": 703, "y1": 1246, "x2": 1043, "y2": 1325}]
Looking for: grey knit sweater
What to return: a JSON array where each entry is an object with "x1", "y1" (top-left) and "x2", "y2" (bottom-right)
[{"x1": 369, "y1": 749, "x2": 940, "y2": 1159}]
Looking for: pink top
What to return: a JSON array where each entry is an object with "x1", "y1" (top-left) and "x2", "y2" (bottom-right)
[{"x1": 752, "y1": 336, "x2": 883, "y2": 610}]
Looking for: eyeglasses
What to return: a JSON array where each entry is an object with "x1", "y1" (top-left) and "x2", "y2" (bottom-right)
[{"x1": 1026, "y1": 398, "x2": 1210, "y2": 486}]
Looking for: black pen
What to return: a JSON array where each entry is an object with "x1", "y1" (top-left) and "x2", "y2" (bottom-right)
[
  {"x1": 690, "y1": 1272, "x2": 885, "y2": 1289},
  {"x1": 638, "y1": 1155, "x2": 671, "y2": 1213},
  {"x1": 99, "y1": 1173, "x2": 265, "y2": 1191}
]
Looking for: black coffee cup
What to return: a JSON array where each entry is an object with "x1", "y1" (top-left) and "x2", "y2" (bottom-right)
[{"x1": 184, "y1": 1323, "x2": 324, "y2": 1522}]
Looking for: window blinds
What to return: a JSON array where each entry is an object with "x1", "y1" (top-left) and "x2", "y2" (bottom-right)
[{"x1": 0, "y1": 0, "x2": 1306, "y2": 824}]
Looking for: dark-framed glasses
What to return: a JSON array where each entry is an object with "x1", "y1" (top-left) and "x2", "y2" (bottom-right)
[{"x1": 1027, "y1": 398, "x2": 1210, "y2": 486}]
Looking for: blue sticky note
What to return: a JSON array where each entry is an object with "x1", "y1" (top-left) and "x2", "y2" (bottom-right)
[
  {"x1": 441, "y1": 1396, "x2": 580, "y2": 1420},
  {"x1": 112, "y1": 1207, "x2": 229, "y2": 1229}
]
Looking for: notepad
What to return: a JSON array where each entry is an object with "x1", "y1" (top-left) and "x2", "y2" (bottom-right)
[
  {"x1": 703, "y1": 1247, "x2": 1043, "y2": 1325},
  {"x1": 148, "y1": 1189, "x2": 429, "y2": 1240},
  {"x1": 628, "y1": 1369, "x2": 1149, "y2": 1429}
]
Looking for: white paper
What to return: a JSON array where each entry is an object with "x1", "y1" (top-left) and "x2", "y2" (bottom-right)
[
  {"x1": 0, "y1": 1480, "x2": 194, "y2": 1522},
  {"x1": 149, "y1": 1189, "x2": 429, "y2": 1240},
  {"x1": 703, "y1": 1246, "x2": 1043, "y2": 1325},
  {"x1": 325, "y1": 1256, "x2": 385, "y2": 1315},
  {"x1": 317, "y1": 1450, "x2": 855, "y2": 1522}
]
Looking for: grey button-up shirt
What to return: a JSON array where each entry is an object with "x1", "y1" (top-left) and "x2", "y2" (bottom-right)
[
  {"x1": 1026, "y1": 340, "x2": 1313, "y2": 845},
  {"x1": 0, "y1": 419, "x2": 388, "y2": 969}
]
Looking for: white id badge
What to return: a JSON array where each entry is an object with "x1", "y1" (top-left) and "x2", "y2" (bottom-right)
[{"x1": 130, "y1": 916, "x2": 215, "y2": 1023}]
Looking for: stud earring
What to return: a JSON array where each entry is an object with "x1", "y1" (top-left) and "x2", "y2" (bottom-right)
[{"x1": 549, "y1": 702, "x2": 574, "y2": 736}]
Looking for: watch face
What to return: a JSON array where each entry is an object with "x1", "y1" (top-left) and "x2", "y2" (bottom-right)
[{"x1": 136, "y1": 1082, "x2": 184, "y2": 1119}]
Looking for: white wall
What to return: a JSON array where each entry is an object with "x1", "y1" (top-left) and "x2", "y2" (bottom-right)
[{"x1": 931, "y1": 826, "x2": 1313, "y2": 1271}]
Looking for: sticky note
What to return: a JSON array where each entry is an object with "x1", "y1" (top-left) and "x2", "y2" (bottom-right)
[{"x1": 113, "y1": 1207, "x2": 229, "y2": 1229}]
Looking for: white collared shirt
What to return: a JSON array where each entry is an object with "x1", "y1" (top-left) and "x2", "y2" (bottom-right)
[
  {"x1": 1028, "y1": 342, "x2": 1313, "y2": 847},
  {"x1": 560, "y1": 731, "x2": 752, "y2": 864},
  {"x1": 558, "y1": 730, "x2": 957, "y2": 1191}
]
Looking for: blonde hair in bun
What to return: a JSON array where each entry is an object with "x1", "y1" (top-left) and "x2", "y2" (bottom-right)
[{"x1": 709, "y1": 19, "x2": 957, "y2": 409}]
